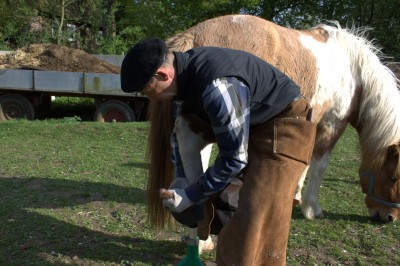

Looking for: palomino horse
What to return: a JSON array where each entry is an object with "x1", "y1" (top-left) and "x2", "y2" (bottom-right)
[{"x1": 146, "y1": 14, "x2": 400, "y2": 231}]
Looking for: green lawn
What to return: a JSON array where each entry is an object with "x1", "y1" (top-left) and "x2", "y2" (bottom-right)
[{"x1": 0, "y1": 118, "x2": 399, "y2": 265}]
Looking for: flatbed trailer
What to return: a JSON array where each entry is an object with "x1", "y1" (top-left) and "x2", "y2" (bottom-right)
[{"x1": 0, "y1": 54, "x2": 148, "y2": 122}]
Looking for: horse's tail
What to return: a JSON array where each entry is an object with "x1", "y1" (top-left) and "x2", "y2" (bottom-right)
[
  {"x1": 147, "y1": 100, "x2": 175, "y2": 228},
  {"x1": 146, "y1": 31, "x2": 196, "y2": 228}
]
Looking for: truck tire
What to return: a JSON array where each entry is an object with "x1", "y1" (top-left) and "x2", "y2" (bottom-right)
[
  {"x1": 94, "y1": 100, "x2": 136, "y2": 122},
  {"x1": 0, "y1": 93, "x2": 35, "y2": 121}
]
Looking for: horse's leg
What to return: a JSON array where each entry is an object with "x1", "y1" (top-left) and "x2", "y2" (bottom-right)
[
  {"x1": 174, "y1": 117, "x2": 215, "y2": 253},
  {"x1": 198, "y1": 143, "x2": 215, "y2": 253},
  {"x1": 300, "y1": 120, "x2": 347, "y2": 219},
  {"x1": 175, "y1": 116, "x2": 209, "y2": 185},
  {"x1": 198, "y1": 234, "x2": 215, "y2": 254},
  {"x1": 300, "y1": 151, "x2": 331, "y2": 219},
  {"x1": 293, "y1": 166, "x2": 309, "y2": 205},
  {"x1": 200, "y1": 143, "x2": 213, "y2": 172}
]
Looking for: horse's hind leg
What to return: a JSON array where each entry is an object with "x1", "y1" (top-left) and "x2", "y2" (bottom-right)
[
  {"x1": 300, "y1": 151, "x2": 331, "y2": 219},
  {"x1": 175, "y1": 116, "x2": 215, "y2": 252},
  {"x1": 175, "y1": 116, "x2": 210, "y2": 185},
  {"x1": 198, "y1": 234, "x2": 215, "y2": 254},
  {"x1": 200, "y1": 143, "x2": 213, "y2": 172}
]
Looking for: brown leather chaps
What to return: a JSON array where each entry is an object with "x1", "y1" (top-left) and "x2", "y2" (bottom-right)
[{"x1": 216, "y1": 97, "x2": 316, "y2": 265}]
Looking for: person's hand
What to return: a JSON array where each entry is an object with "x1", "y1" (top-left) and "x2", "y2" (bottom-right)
[{"x1": 160, "y1": 188, "x2": 193, "y2": 213}]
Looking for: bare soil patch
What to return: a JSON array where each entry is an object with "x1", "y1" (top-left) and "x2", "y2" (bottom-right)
[{"x1": 0, "y1": 43, "x2": 120, "y2": 73}]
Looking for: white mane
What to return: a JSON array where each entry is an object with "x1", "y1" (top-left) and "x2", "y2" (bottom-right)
[{"x1": 320, "y1": 23, "x2": 400, "y2": 168}]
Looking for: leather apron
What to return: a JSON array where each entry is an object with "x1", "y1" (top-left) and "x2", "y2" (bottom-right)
[{"x1": 216, "y1": 97, "x2": 316, "y2": 265}]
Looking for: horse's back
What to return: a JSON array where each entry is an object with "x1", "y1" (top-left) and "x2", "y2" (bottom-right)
[
  {"x1": 167, "y1": 15, "x2": 323, "y2": 103},
  {"x1": 168, "y1": 15, "x2": 292, "y2": 63}
]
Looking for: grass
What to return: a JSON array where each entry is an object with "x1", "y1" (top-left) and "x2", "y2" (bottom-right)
[{"x1": 0, "y1": 103, "x2": 399, "y2": 265}]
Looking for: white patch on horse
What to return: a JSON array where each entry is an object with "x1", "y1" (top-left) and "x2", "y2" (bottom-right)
[
  {"x1": 231, "y1": 14, "x2": 246, "y2": 24},
  {"x1": 299, "y1": 32, "x2": 356, "y2": 124}
]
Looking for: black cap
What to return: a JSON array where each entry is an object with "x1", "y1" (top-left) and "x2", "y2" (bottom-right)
[{"x1": 121, "y1": 38, "x2": 167, "y2": 92}]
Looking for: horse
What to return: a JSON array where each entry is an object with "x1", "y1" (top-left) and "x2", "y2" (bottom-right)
[{"x1": 146, "y1": 14, "x2": 400, "y2": 233}]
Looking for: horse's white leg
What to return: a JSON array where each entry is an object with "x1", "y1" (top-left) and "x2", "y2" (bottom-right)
[
  {"x1": 175, "y1": 117, "x2": 209, "y2": 185},
  {"x1": 300, "y1": 152, "x2": 331, "y2": 219},
  {"x1": 200, "y1": 143, "x2": 213, "y2": 172},
  {"x1": 293, "y1": 166, "x2": 309, "y2": 205},
  {"x1": 198, "y1": 235, "x2": 215, "y2": 254},
  {"x1": 175, "y1": 117, "x2": 215, "y2": 252}
]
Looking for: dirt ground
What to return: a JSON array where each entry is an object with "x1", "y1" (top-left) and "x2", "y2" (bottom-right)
[{"x1": 0, "y1": 43, "x2": 120, "y2": 74}]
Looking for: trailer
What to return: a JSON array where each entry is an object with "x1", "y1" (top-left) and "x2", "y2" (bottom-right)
[{"x1": 0, "y1": 53, "x2": 148, "y2": 122}]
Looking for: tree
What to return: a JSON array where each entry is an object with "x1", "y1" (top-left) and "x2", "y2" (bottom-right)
[
  {"x1": 0, "y1": 0, "x2": 398, "y2": 59},
  {"x1": 0, "y1": 0, "x2": 40, "y2": 49},
  {"x1": 251, "y1": 0, "x2": 400, "y2": 60}
]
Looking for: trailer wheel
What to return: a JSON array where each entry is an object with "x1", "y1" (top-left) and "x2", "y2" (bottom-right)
[
  {"x1": 94, "y1": 100, "x2": 136, "y2": 122},
  {"x1": 0, "y1": 94, "x2": 35, "y2": 121}
]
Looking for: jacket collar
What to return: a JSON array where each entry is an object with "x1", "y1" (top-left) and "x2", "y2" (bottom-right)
[{"x1": 173, "y1": 51, "x2": 189, "y2": 101}]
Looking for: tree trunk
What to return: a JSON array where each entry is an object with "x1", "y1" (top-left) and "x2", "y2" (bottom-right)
[
  {"x1": 102, "y1": 0, "x2": 116, "y2": 38},
  {"x1": 57, "y1": 0, "x2": 65, "y2": 45}
]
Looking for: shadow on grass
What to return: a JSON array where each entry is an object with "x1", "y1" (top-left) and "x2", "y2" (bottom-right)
[
  {"x1": 323, "y1": 176, "x2": 359, "y2": 186},
  {"x1": 0, "y1": 176, "x2": 184, "y2": 265},
  {"x1": 37, "y1": 99, "x2": 96, "y2": 122},
  {"x1": 123, "y1": 162, "x2": 150, "y2": 170},
  {"x1": 292, "y1": 205, "x2": 375, "y2": 224}
]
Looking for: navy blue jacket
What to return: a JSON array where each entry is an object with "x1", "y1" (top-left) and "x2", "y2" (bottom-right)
[{"x1": 174, "y1": 47, "x2": 301, "y2": 125}]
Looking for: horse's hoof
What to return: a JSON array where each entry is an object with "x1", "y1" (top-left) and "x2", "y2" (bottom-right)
[{"x1": 199, "y1": 236, "x2": 215, "y2": 254}]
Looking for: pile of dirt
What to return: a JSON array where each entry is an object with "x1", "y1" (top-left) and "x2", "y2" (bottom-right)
[{"x1": 0, "y1": 43, "x2": 120, "y2": 74}]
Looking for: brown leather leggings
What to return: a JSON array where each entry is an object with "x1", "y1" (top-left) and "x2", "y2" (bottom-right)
[{"x1": 216, "y1": 97, "x2": 316, "y2": 265}]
